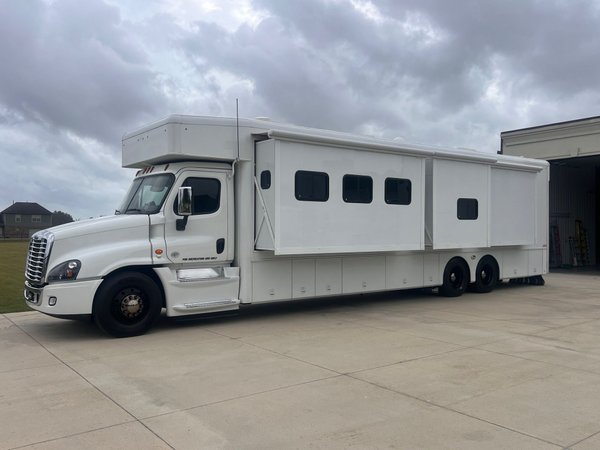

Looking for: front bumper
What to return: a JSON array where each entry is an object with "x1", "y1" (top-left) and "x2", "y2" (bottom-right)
[{"x1": 24, "y1": 279, "x2": 103, "y2": 316}]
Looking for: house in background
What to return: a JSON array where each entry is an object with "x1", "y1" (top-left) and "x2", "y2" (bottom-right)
[{"x1": 0, "y1": 202, "x2": 53, "y2": 238}]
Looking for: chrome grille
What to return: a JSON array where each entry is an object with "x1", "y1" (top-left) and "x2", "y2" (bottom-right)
[{"x1": 25, "y1": 231, "x2": 54, "y2": 286}]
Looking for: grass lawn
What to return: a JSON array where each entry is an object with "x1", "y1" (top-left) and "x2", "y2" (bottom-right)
[{"x1": 0, "y1": 240, "x2": 30, "y2": 313}]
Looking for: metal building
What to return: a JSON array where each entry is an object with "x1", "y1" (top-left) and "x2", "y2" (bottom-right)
[{"x1": 501, "y1": 116, "x2": 600, "y2": 268}]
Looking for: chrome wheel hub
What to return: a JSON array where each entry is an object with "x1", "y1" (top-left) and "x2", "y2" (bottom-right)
[{"x1": 120, "y1": 294, "x2": 144, "y2": 318}]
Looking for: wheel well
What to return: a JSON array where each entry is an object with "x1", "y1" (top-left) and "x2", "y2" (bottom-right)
[
  {"x1": 98, "y1": 266, "x2": 166, "y2": 308},
  {"x1": 479, "y1": 255, "x2": 500, "y2": 274}
]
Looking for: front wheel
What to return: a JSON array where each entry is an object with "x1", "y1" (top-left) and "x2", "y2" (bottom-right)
[
  {"x1": 439, "y1": 258, "x2": 469, "y2": 297},
  {"x1": 93, "y1": 272, "x2": 162, "y2": 338}
]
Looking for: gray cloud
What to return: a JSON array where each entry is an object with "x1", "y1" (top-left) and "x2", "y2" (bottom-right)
[
  {"x1": 0, "y1": 116, "x2": 135, "y2": 218},
  {"x1": 0, "y1": 0, "x2": 165, "y2": 144},
  {"x1": 181, "y1": 0, "x2": 600, "y2": 144},
  {"x1": 0, "y1": 0, "x2": 168, "y2": 217},
  {"x1": 2, "y1": 0, "x2": 600, "y2": 217}
]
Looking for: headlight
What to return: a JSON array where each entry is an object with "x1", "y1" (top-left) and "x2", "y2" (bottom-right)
[{"x1": 47, "y1": 260, "x2": 81, "y2": 282}]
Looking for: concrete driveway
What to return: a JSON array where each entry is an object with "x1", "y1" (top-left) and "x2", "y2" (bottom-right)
[{"x1": 3, "y1": 272, "x2": 600, "y2": 449}]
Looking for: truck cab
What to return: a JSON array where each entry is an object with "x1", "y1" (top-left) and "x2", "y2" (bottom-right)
[{"x1": 25, "y1": 160, "x2": 238, "y2": 337}]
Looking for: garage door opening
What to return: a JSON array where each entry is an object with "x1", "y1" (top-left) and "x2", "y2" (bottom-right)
[
  {"x1": 549, "y1": 155, "x2": 600, "y2": 269},
  {"x1": 501, "y1": 116, "x2": 600, "y2": 273}
]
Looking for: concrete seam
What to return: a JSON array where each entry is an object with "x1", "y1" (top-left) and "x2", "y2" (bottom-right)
[
  {"x1": 471, "y1": 344, "x2": 600, "y2": 378},
  {"x1": 8, "y1": 420, "x2": 140, "y2": 450},
  {"x1": 139, "y1": 374, "x2": 343, "y2": 421},
  {"x1": 5, "y1": 315, "x2": 176, "y2": 450},
  {"x1": 344, "y1": 373, "x2": 563, "y2": 448},
  {"x1": 564, "y1": 428, "x2": 600, "y2": 449}
]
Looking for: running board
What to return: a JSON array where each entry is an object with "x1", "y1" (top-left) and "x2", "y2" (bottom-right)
[{"x1": 172, "y1": 299, "x2": 240, "y2": 314}]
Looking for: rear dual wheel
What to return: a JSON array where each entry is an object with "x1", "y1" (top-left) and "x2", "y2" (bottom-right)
[
  {"x1": 439, "y1": 258, "x2": 469, "y2": 297},
  {"x1": 471, "y1": 256, "x2": 499, "y2": 293}
]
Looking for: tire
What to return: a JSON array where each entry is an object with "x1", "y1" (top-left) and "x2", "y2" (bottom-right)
[
  {"x1": 439, "y1": 258, "x2": 469, "y2": 297},
  {"x1": 472, "y1": 256, "x2": 499, "y2": 293},
  {"x1": 93, "y1": 272, "x2": 162, "y2": 338}
]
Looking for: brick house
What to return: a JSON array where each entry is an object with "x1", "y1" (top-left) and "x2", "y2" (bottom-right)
[{"x1": 0, "y1": 202, "x2": 53, "y2": 238}]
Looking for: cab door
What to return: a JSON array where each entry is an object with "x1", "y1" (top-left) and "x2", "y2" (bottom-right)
[{"x1": 164, "y1": 170, "x2": 232, "y2": 264}]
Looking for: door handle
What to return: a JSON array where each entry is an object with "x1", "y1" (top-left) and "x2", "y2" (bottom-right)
[{"x1": 216, "y1": 238, "x2": 225, "y2": 254}]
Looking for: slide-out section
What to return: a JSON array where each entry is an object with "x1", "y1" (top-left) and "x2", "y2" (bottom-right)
[
  {"x1": 426, "y1": 158, "x2": 542, "y2": 250},
  {"x1": 255, "y1": 139, "x2": 426, "y2": 255}
]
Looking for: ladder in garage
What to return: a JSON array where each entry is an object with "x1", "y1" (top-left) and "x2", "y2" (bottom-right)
[
  {"x1": 575, "y1": 220, "x2": 590, "y2": 266},
  {"x1": 568, "y1": 237, "x2": 579, "y2": 266},
  {"x1": 550, "y1": 220, "x2": 562, "y2": 267}
]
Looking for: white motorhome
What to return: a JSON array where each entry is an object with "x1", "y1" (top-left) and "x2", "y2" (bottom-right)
[{"x1": 24, "y1": 115, "x2": 549, "y2": 337}]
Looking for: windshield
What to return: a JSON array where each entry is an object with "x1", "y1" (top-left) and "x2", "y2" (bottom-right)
[{"x1": 116, "y1": 173, "x2": 175, "y2": 215}]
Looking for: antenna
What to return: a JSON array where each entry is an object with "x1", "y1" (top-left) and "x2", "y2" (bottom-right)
[{"x1": 236, "y1": 98, "x2": 240, "y2": 160}]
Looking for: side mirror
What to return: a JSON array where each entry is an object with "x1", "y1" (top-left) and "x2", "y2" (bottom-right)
[
  {"x1": 176, "y1": 187, "x2": 192, "y2": 231},
  {"x1": 177, "y1": 187, "x2": 193, "y2": 216}
]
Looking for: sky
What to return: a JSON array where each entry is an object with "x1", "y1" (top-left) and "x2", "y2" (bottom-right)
[{"x1": 2, "y1": 0, "x2": 600, "y2": 219}]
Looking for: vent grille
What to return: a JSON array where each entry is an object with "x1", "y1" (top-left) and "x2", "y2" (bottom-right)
[{"x1": 25, "y1": 231, "x2": 53, "y2": 286}]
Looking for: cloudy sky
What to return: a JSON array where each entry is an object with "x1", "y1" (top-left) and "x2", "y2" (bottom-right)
[{"x1": 1, "y1": 0, "x2": 600, "y2": 219}]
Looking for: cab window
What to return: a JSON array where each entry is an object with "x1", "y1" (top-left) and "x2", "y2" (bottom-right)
[{"x1": 174, "y1": 178, "x2": 221, "y2": 215}]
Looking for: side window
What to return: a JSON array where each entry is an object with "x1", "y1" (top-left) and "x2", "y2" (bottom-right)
[
  {"x1": 295, "y1": 170, "x2": 329, "y2": 202},
  {"x1": 385, "y1": 178, "x2": 411, "y2": 205},
  {"x1": 260, "y1": 170, "x2": 271, "y2": 189},
  {"x1": 457, "y1": 198, "x2": 478, "y2": 220},
  {"x1": 343, "y1": 174, "x2": 372, "y2": 203},
  {"x1": 174, "y1": 178, "x2": 221, "y2": 215}
]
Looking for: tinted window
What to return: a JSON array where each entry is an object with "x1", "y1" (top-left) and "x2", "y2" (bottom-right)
[
  {"x1": 174, "y1": 178, "x2": 220, "y2": 215},
  {"x1": 260, "y1": 170, "x2": 271, "y2": 189},
  {"x1": 385, "y1": 178, "x2": 411, "y2": 205},
  {"x1": 343, "y1": 174, "x2": 373, "y2": 203},
  {"x1": 295, "y1": 171, "x2": 329, "y2": 202},
  {"x1": 457, "y1": 198, "x2": 478, "y2": 220}
]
